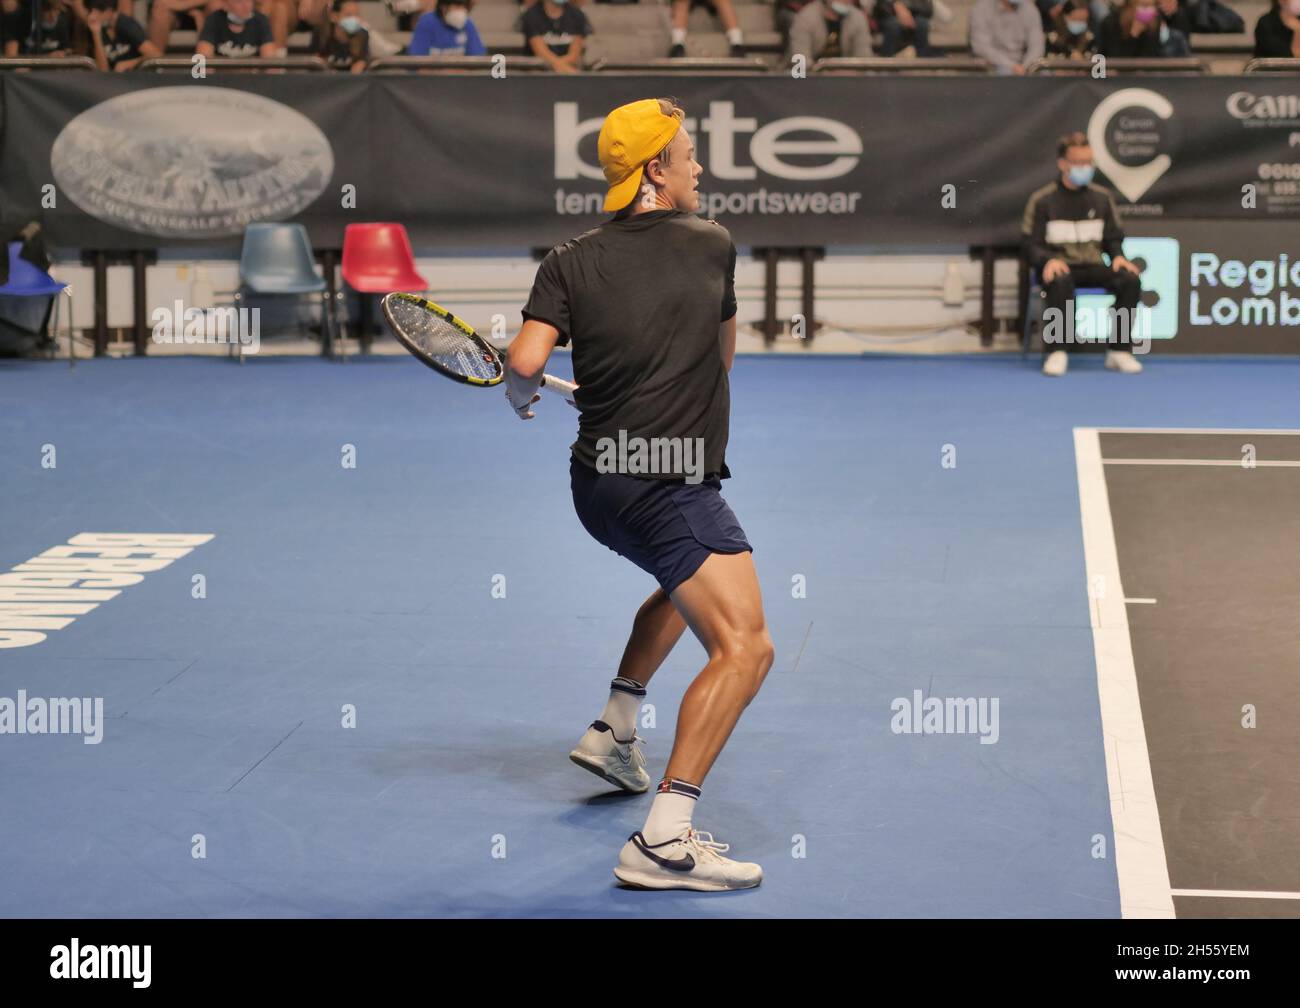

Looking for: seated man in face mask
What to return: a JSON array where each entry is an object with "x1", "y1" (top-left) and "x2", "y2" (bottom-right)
[
  {"x1": 1022, "y1": 131, "x2": 1145, "y2": 377},
  {"x1": 969, "y1": 0, "x2": 1045, "y2": 74},
  {"x1": 196, "y1": 0, "x2": 277, "y2": 57},
  {"x1": 786, "y1": 0, "x2": 872, "y2": 62},
  {"x1": 1045, "y1": 0, "x2": 1097, "y2": 58},
  {"x1": 317, "y1": 0, "x2": 369, "y2": 70},
  {"x1": 408, "y1": 0, "x2": 485, "y2": 55},
  {"x1": 24, "y1": 0, "x2": 74, "y2": 55}
]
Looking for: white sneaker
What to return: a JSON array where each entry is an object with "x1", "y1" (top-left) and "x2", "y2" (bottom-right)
[
  {"x1": 1105, "y1": 350, "x2": 1144, "y2": 374},
  {"x1": 1042, "y1": 349, "x2": 1069, "y2": 376},
  {"x1": 614, "y1": 828, "x2": 763, "y2": 891},
  {"x1": 569, "y1": 720, "x2": 650, "y2": 793}
]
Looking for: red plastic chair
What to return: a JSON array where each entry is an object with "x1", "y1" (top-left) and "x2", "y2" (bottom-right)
[
  {"x1": 338, "y1": 223, "x2": 428, "y2": 357},
  {"x1": 341, "y1": 223, "x2": 427, "y2": 294}
]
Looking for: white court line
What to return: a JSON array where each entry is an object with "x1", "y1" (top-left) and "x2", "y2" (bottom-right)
[
  {"x1": 1091, "y1": 428, "x2": 1300, "y2": 435},
  {"x1": 1125, "y1": 598, "x2": 1158, "y2": 605},
  {"x1": 1075, "y1": 428, "x2": 1175, "y2": 919},
  {"x1": 1173, "y1": 889, "x2": 1300, "y2": 901},
  {"x1": 1104, "y1": 459, "x2": 1300, "y2": 467}
]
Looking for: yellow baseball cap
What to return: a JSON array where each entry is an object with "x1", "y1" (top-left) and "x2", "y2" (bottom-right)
[{"x1": 597, "y1": 99, "x2": 685, "y2": 213}]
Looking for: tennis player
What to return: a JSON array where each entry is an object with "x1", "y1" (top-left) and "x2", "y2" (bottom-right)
[{"x1": 505, "y1": 98, "x2": 773, "y2": 891}]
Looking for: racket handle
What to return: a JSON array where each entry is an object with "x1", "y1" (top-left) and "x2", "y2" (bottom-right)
[{"x1": 541, "y1": 373, "x2": 578, "y2": 408}]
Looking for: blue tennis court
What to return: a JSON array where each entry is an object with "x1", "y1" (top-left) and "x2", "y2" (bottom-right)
[{"x1": 3, "y1": 353, "x2": 1295, "y2": 918}]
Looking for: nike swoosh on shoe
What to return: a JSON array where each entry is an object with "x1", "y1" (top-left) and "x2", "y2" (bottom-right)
[{"x1": 630, "y1": 832, "x2": 695, "y2": 872}]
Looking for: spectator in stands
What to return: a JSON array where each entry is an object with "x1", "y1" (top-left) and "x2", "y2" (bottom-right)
[
  {"x1": 23, "y1": 0, "x2": 73, "y2": 54},
  {"x1": 876, "y1": 0, "x2": 940, "y2": 57},
  {"x1": 1035, "y1": 0, "x2": 1109, "y2": 32},
  {"x1": 787, "y1": 0, "x2": 871, "y2": 60},
  {"x1": 1254, "y1": 0, "x2": 1300, "y2": 57},
  {"x1": 669, "y1": 0, "x2": 745, "y2": 57},
  {"x1": 1, "y1": 0, "x2": 25, "y2": 56},
  {"x1": 196, "y1": 0, "x2": 276, "y2": 56},
  {"x1": 969, "y1": 0, "x2": 1044, "y2": 74},
  {"x1": 408, "y1": 0, "x2": 485, "y2": 54},
  {"x1": 315, "y1": 0, "x2": 368, "y2": 68},
  {"x1": 149, "y1": 0, "x2": 222, "y2": 53},
  {"x1": 1098, "y1": 0, "x2": 1189, "y2": 57},
  {"x1": 1044, "y1": 0, "x2": 1096, "y2": 57},
  {"x1": 522, "y1": 0, "x2": 589, "y2": 72},
  {"x1": 257, "y1": 0, "x2": 298, "y2": 51},
  {"x1": 1022, "y1": 130, "x2": 1144, "y2": 376},
  {"x1": 85, "y1": 0, "x2": 160, "y2": 67}
]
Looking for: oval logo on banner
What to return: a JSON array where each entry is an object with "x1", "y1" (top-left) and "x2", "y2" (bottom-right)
[{"x1": 50, "y1": 86, "x2": 334, "y2": 239}]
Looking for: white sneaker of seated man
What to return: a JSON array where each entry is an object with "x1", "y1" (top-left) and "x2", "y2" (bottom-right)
[
  {"x1": 1042, "y1": 349, "x2": 1069, "y2": 376},
  {"x1": 1043, "y1": 349, "x2": 1143, "y2": 376},
  {"x1": 569, "y1": 720, "x2": 650, "y2": 793},
  {"x1": 1105, "y1": 349, "x2": 1143, "y2": 374},
  {"x1": 614, "y1": 828, "x2": 763, "y2": 891}
]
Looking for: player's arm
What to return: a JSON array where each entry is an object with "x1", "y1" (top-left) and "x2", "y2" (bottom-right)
[
  {"x1": 719, "y1": 315, "x2": 736, "y2": 373},
  {"x1": 504, "y1": 319, "x2": 561, "y2": 420}
]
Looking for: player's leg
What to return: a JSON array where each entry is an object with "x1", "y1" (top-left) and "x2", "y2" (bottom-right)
[
  {"x1": 1095, "y1": 264, "x2": 1144, "y2": 373},
  {"x1": 669, "y1": 0, "x2": 688, "y2": 55},
  {"x1": 664, "y1": 551, "x2": 772, "y2": 783},
  {"x1": 570, "y1": 588, "x2": 686, "y2": 793},
  {"x1": 616, "y1": 587, "x2": 687, "y2": 688},
  {"x1": 1041, "y1": 265, "x2": 1078, "y2": 376},
  {"x1": 614, "y1": 550, "x2": 772, "y2": 891},
  {"x1": 711, "y1": 0, "x2": 746, "y2": 55}
]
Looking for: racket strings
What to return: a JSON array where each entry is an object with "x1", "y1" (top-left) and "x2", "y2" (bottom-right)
[{"x1": 387, "y1": 299, "x2": 500, "y2": 382}]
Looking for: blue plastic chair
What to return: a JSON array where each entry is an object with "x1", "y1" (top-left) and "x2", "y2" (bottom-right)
[
  {"x1": 0, "y1": 242, "x2": 66, "y2": 298},
  {"x1": 1022, "y1": 271, "x2": 1110, "y2": 360},
  {"x1": 239, "y1": 223, "x2": 327, "y2": 295},
  {"x1": 235, "y1": 223, "x2": 331, "y2": 360},
  {"x1": 0, "y1": 241, "x2": 72, "y2": 362}
]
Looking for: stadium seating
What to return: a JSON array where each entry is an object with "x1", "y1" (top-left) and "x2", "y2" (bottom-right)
[{"x1": 125, "y1": 0, "x2": 1269, "y2": 71}]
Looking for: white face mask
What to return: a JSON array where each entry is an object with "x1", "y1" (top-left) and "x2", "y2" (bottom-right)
[{"x1": 443, "y1": 7, "x2": 467, "y2": 29}]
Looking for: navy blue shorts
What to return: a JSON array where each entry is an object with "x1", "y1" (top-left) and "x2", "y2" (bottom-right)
[{"x1": 570, "y1": 457, "x2": 752, "y2": 595}]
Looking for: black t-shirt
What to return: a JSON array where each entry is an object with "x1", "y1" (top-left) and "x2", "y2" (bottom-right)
[
  {"x1": 26, "y1": 10, "x2": 72, "y2": 54},
  {"x1": 521, "y1": 4, "x2": 590, "y2": 56},
  {"x1": 1255, "y1": 9, "x2": 1297, "y2": 58},
  {"x1": 2, "y1": 3, "x2": 32, "y2": 49},
  {"x1": 99, "y1": 15, "x2": 149, "y2": 68},
  {"x1": 320, "y1": 27, "x2": 368, "y2": 68},
  {"x1": 522, "y1": 209, "x2": 738, "y2": 480},
  {"x1": 199, "y1": 11, "x2": 274, "y2": 57}
]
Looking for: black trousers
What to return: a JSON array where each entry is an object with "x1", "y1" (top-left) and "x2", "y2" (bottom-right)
[{"x1": 1041, "y1": 262, "x2": 1142, "y2": 351}]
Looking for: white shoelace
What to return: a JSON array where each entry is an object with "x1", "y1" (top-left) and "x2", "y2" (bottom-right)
[{"x1": 687, "y1": 830, "x2": 731, "y2": 861}]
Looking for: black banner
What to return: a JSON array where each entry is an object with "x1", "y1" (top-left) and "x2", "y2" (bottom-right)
[{"x1": 2, "y1": 72, "x2": 1298, "y2": 251}]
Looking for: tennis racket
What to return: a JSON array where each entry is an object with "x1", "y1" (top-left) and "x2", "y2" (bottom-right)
[{"x1": 381, "y1": 292, "x2": 577, "y2": 408}]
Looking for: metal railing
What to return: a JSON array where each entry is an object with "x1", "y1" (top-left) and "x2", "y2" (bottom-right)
[
  {"x1": 1027, "y1": 56, "x2": 1208, "y2": 75},
  {"x1": 1243, "y1": 58, "x2": 1300, "y2": 74},
  {"x1": 0, "y1": 56, "x2": 98, "y2": 72},
  {"x1": 366, "y1": 55, "x2": 551, "y2": 74},
  {"x1": 813, "y1": 56, "x2": 990, "y2": 75},
  {"x1": 588, "y1": 56, "x2": 772, "y2": 75},
  {"x1": 136, "y1": 56, "x2": 330, "y2": 73}
]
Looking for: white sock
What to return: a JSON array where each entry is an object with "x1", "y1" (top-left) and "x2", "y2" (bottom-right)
[
  {"x1": 671, "y1": 27, "x2": 687, "y2": 45},
  {"x1": 726, "y1": 27, "x2": 743, "y2": 45},
  {"x1": 642, "y1": 778, "x2": 700, "y2": 844},
  {"x1": 598, "y1": 676, "x2": 644, "y2": 741}
]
